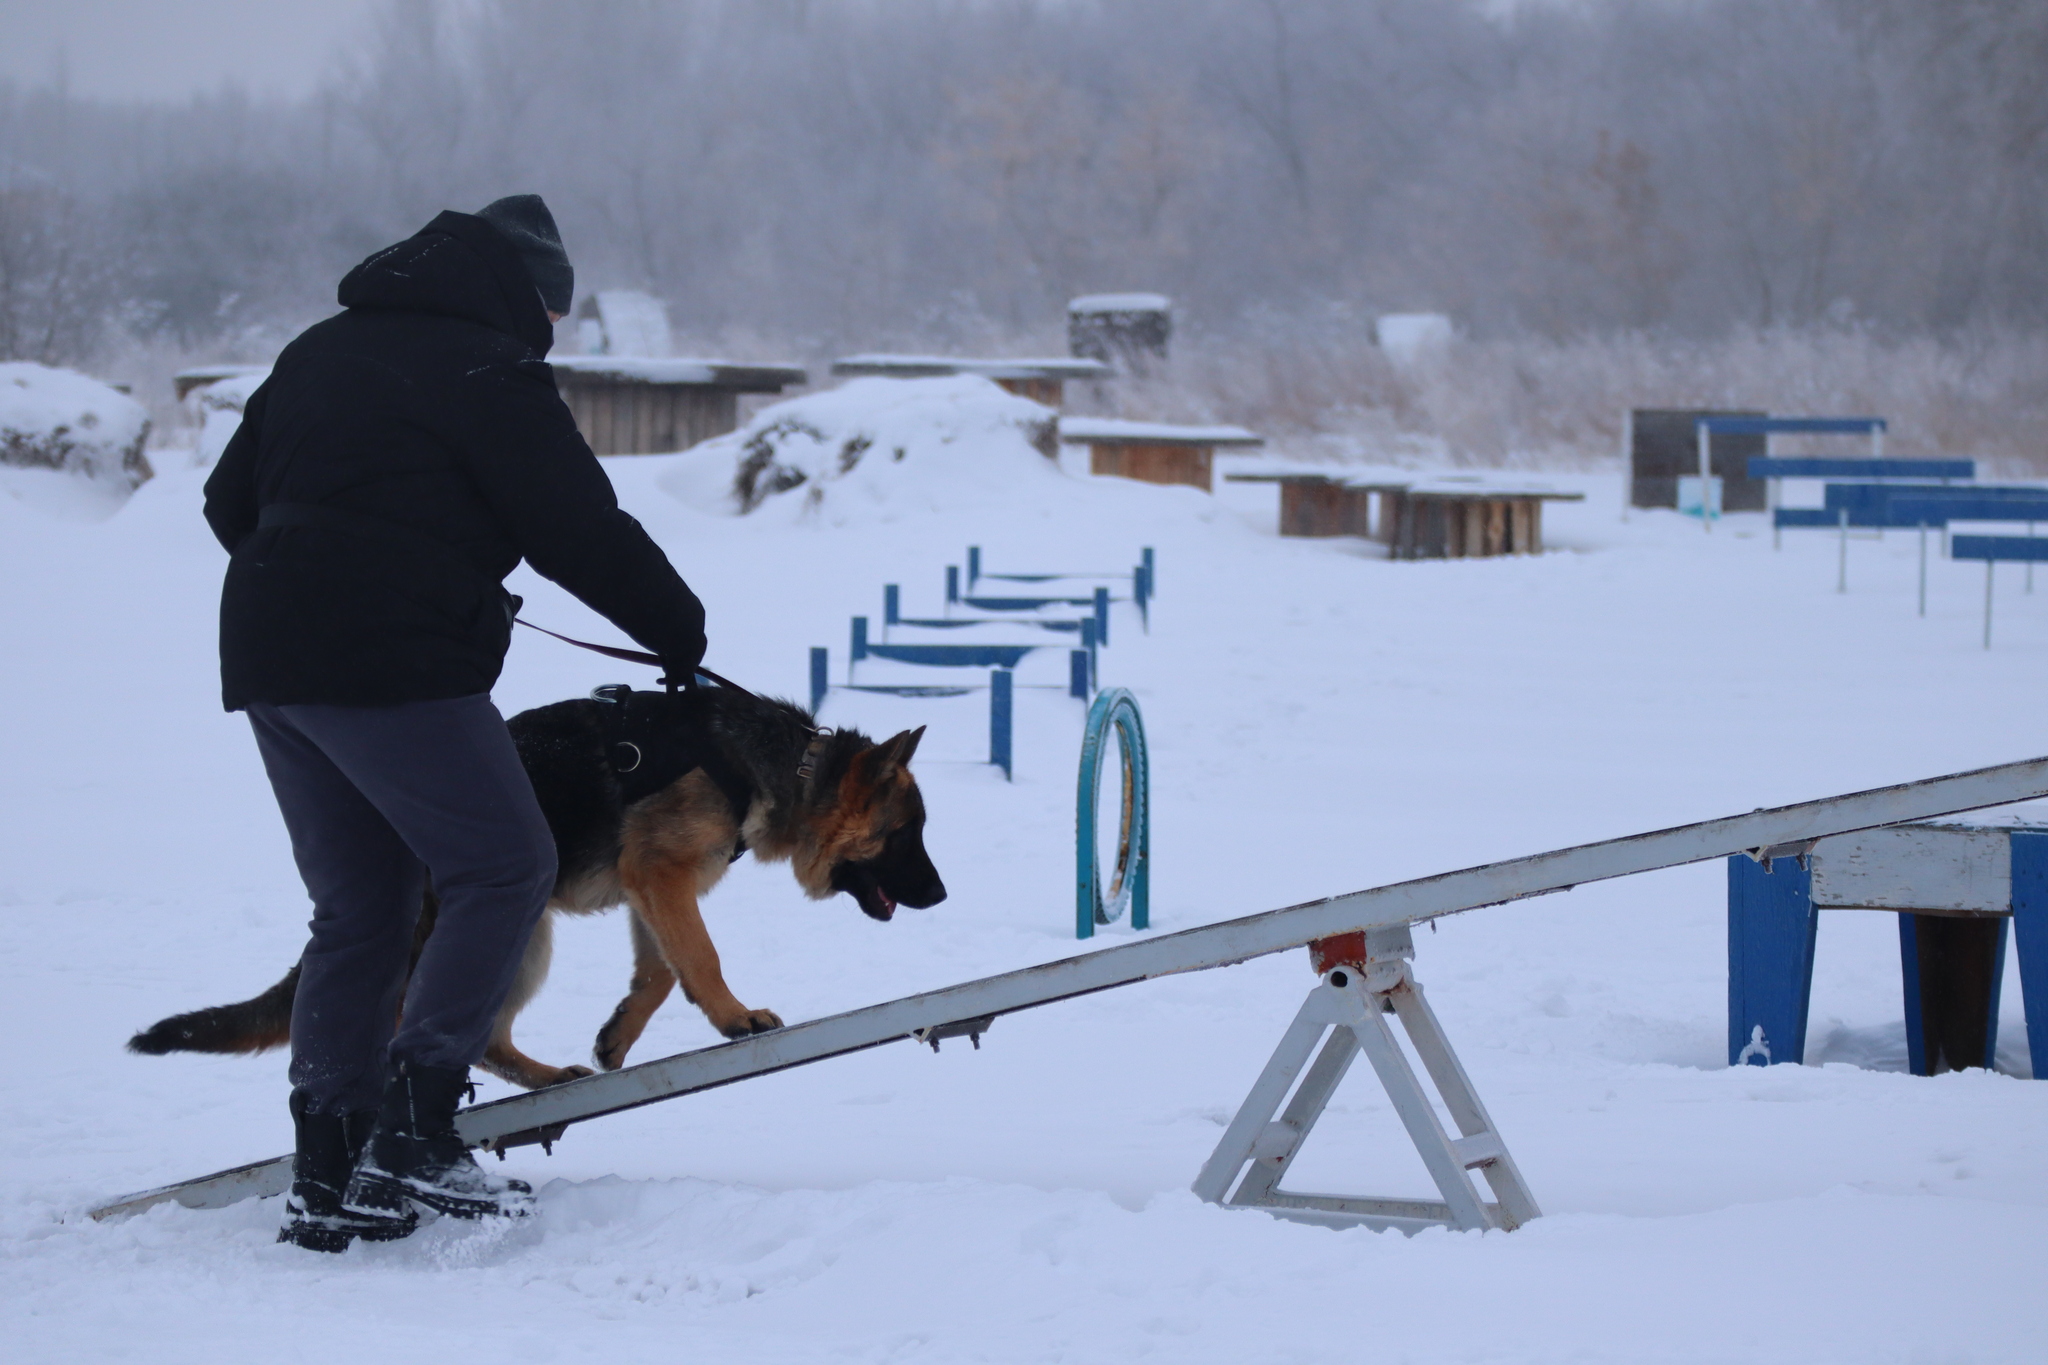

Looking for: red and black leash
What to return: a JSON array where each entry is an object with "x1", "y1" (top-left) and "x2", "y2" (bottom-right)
[{"x1": 515, "y1": 618, "x2": 757, "y2": 700}]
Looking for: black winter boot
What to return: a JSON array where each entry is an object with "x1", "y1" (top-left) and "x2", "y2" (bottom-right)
[
  {"x1": 278, "y1": 1089, "x2": 419, "y2": 1252},
  {"x1": 343, "y1": 1060, "x2": 533, "y2": 1223}
]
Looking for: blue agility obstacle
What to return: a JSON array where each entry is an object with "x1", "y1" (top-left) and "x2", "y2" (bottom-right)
[
  {"x1": 1729, "y1": 823, "x2": 2048, "y2": 1076},
  {"x1": 853, "y1": 615, "x2": 1095, "y2": 695},
  {"x1": 810, "y1": 645, "x2": 1021, "y2": 780},
  {"x1": 1750, "y1": 458, "x2": 1975, "y2": 481},
  {"x1": 964, "y1": 545, "x2": 1154, "y2": 630},
  {"x1": 1688, "y1": 414, "x2": 1889, "y2": 540},
  {"x1": 1947, "y1": 533, "x2": 2048, "y2": 649},
  {"x1": 894, "y1": 583, "x2": 1110, "y2": 646},
  {"x1": 807, "y1": 548, "x2": 1153, "y2": 783},
  {"x1": 1075, "y1": 687, "x2": 1150, "y2": 939}
]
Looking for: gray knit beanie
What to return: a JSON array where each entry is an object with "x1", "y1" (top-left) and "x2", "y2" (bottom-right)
[{"x1": 476, "y1": 194, "x2": 574, "y2": 314}]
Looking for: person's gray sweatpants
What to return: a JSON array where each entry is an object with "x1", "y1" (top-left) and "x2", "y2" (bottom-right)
[{"x1": 247, "y1": 694, "x2": 555, "y2": 1114}]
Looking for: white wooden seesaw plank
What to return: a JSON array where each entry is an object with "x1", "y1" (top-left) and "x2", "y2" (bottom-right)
[{"x1": 90, "y1": 753, "x2": 2048, "y2": 1222}]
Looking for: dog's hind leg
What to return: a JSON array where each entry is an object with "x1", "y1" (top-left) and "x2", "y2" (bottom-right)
[
  {"x1": 592, "y1": 912, "x2": 677, "y2": 1071},
  {"x1": 618, "y1": 857, "x2": 784, "y2": 1043},
  {"x1": 476, "y1": 913, "x2": 593, "y2": 1090}
]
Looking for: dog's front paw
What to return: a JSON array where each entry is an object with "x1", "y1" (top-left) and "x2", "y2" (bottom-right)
[
  {"x1": 719, "y1": 1008, "x2": 783, "y2": 1039},
  {"x1": 553, "y1": 1064, "x2": 596, "y2": 1083}
]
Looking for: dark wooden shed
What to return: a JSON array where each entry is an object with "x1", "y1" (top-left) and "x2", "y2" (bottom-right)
[
  {"x1": 1630, "y1": 408, "x2": 1767, "y2": 511},
  {"x1": 1068, "y1": 293, "x2": 1171, "y2": 376},
  {"x1": 551, "y1": 357, "x2": 807, "y2": 455}
]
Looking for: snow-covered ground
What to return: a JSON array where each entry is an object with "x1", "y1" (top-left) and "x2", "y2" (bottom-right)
[{"x1": 4, "y1": 398, "x2": 2047, "y2": 1363}]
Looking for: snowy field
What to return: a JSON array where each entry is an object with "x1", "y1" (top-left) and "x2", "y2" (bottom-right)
[{"x1": 5, "y1": 397, "x2": 2048, "y2": 1363}]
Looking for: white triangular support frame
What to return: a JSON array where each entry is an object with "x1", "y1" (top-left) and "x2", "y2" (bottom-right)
[{"x1": 1192, "y1": 925, "x2": 1540, "y2": 1233}]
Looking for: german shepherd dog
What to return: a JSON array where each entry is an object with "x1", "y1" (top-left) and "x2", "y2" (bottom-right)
[{"x1": 129, "y1": 686, "x2": 947, "y2": 1088}]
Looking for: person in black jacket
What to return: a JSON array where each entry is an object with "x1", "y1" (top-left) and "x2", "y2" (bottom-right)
[{"x1": 201, "y1": 195, "x2": 704, "y2": 1250}]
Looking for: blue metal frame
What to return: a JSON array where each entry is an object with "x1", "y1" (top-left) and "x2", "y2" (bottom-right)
[{"x1": 1075, "y1": 687, "x2": 1150, "y2": 939}]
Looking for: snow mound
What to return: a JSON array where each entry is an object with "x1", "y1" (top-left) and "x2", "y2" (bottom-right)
[
  {"x1": 691, "y1": 374, "x2": 1061, "y2": 523},
  {"x1": 0, "y1": 362, "x2": 153, "y2": 489}
]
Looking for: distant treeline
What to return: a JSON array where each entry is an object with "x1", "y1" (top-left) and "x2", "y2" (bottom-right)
[{"x1": 1, "y1": 0, "x2": 2043, "y2": 367}]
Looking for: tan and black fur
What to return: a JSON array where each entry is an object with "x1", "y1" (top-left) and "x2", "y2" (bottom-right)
[{"x1": 129, "y1": 686, "x2": 946, "y2": 1088}]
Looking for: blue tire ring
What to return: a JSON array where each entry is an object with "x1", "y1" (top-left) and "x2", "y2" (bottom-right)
[{"x1": 1076, "y1": 687, "x2": 1150, "y2": 938}]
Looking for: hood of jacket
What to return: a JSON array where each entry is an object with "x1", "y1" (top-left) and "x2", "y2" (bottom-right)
[{"x1": 336, "y1": 210, "x2": 557, "y2": 356}]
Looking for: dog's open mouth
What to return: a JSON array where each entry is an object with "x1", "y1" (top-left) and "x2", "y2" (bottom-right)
[{"x1": 836, "y1": 864, "x2": 897, "y2": 921}]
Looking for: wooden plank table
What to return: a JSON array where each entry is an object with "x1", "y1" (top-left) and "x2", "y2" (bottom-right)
[
  {"x1": 1226, "y1": 472, "x2": 1583, "y2": 556},
  {"x1": 1385, "y1": 479, "x2": 1584, "y2": 558},
  {"x1": 1061, "y1": 418, "x2": 1264, "y2": 492},
  {"x1": 1226, "y1": 473, "x2": 1408, "y2": 537}
]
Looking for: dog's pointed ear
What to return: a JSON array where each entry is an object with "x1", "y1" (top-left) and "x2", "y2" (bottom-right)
[
  {"x1": 894, "y1": 726, "x2": 926, "y2": 764},
  {"x1": 860, "y1": 726, "x2": 925, "y2": 782}
]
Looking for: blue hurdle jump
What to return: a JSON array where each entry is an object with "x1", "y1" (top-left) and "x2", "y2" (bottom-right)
[
  {"x1": 898, "y1": 582, "x2": 1111, "y2": 646},
  {"x1": 963, "y1": 546, "x2": 1154, "y2": 629},
  {"x1": 1946, "y1": 533, "x2": 2048, "y2": 649},
  {"x1": 1730, "y1": 823, "x2": 2048, "y2": 1076},
  {"x1": 808, "y1": 645, "x2": 1022, "y2": 780},
  {"x1": 1689, "y1": 415, "x2": 1886, "y2": 539}
]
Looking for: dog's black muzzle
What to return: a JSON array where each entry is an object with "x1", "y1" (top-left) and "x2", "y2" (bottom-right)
[{"x1": 833, "y1": 823, "x2": 947, "y2": 922}]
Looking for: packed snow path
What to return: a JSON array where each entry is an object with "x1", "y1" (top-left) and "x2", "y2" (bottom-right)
[{"x1": 5, "y1": 430, "x2": 2048, "y2": 1363}]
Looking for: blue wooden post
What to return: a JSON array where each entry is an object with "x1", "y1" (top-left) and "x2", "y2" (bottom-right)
[
  {"x1": 1069, "y1": 649, "x2": 1091, "y2": 699},
  {"x1": 989, "y1": 668, "x2": 1013, "y2": 780},
  {"x1": 809, "y1": 647, "x2": 828, "y2": 714},
  {"x1": 1728, "y1": 854, "x2": 1818, "y2": 1066},
  {"x1": 946, "y1": 565, "x2": 959, "y2": 605},
  {"x1": 884, "y1": 584, "x2": 900, "y2": 626},
  {"x1": 1094, "y1": 586, "x2": 1110, "y2": 647},
  {"x1": 1079, "y1": 619, "x2": 1098, "y2": 692},
  {"x1": 2008, "y1": 832, "x2": 2048, "y2": 1077},
  {"x1": 968, "y1": 546, "x2": 981, "y2": 590},
  {"x1": 850, "y1": 617, "x2": 868, "y2": 683},
  {"x1": 1142, "y1": 547, "x2": 1155, "y2": 592},
  {"x1": 1898, "y1": 913, "x2": 1926, "y2": 1075}
]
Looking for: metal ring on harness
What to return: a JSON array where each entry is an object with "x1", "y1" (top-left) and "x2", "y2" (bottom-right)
[{"x1": 612, "y1": 741, "x2": 643, "y2": 773}]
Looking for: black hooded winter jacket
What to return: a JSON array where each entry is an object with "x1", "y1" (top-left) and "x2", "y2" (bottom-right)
[{"x1": 202, "y1": 210, "x2": 706, "y2": 710}]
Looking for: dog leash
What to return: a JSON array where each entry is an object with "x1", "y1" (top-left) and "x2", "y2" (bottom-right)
[{"x1": 515, "y1": 618, "x2": 758, "y2": 700}]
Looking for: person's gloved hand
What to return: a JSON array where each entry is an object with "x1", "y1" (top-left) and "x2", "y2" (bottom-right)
[{"x1": 658, "y1": 628, "x2": 707, "y2": 691}]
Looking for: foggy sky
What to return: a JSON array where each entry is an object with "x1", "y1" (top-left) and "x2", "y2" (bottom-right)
[{"x1": 0, "y1": 0, "x2": 379, "y2": 102}]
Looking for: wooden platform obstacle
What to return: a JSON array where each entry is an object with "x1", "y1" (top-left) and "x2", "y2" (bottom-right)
[{"x1": 1730, "y1": 820, "x2": 2048, "y2": 1075}]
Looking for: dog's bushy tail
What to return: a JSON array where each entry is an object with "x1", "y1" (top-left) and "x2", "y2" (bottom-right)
[{"x1": 127, "y1": 965, "x2": 299, "y2": 1056}]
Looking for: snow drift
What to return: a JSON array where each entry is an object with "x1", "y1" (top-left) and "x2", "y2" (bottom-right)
[
  {"x1": 0, "y1": 362, "x2": 152, "y2": 488},
  {"x1": 694, "y1": 375, "x2": 1060, "y2": 522}
]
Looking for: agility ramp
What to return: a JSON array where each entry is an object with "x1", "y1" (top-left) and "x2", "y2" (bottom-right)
[{"x1": 94, "y1": 755, "x2": 2048, "y2": 1233}]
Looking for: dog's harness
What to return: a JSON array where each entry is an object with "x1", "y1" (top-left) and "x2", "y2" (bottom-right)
[
  {"x1": 589, "y1": 685, "x2": 757, "y2": 858},
  {"x1": 589, "y1": 683, "x2": 832, "y2": 865}
]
